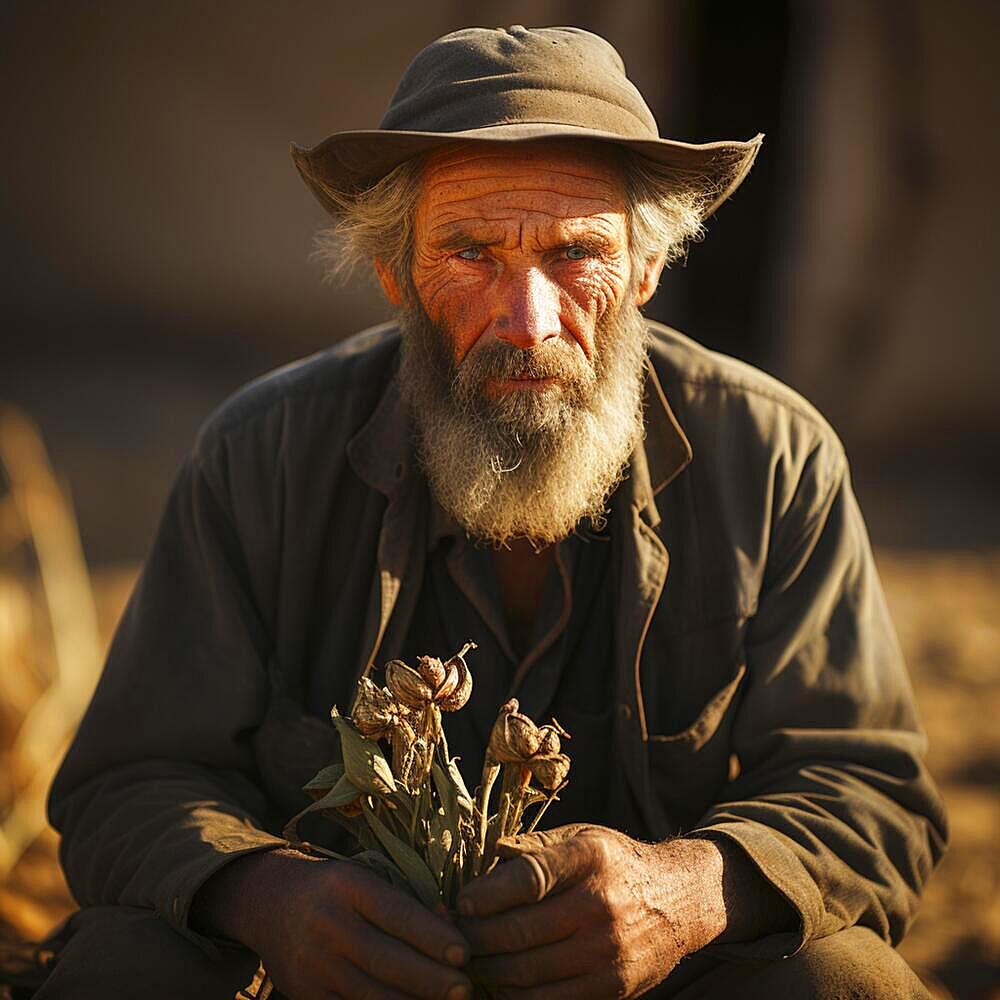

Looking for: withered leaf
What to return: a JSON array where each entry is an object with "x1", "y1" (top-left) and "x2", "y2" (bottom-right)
[
  {"x1": 303, "y1": 762, "x2": 346, "y2": 801},
  {"x1": 332, "y1": 706, "x2": 397, "y2": 796},
  {"x1": 361, "y1": 798, "x2": 442, "y2": 910}
]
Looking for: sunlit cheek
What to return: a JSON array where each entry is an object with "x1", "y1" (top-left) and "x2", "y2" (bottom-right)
[
  {"x1": 412, "y1": 264, "x2": 491, "y2": 362},
  {"x1": 561, "y1": 264, "x2": 630, "y2": 346}
]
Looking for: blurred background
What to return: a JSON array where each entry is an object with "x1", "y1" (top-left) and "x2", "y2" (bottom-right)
[{"x1": 1, "y1": 2, "x2": 997, "y2": 997}]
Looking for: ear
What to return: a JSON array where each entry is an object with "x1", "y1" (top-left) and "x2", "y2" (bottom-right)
[
  {"x1": 374, "y1": 259, "x2": 403, "y2": 306},
  {"x1": 634, "y1": 252, "x2": 668, "y2": 307}
]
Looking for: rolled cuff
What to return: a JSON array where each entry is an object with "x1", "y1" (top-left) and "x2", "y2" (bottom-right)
[
  {"x1": 688, "y1": 820, "x2": 828, "y2": 961},
  {"x1": 158, "y1": 828, "x2": 289, "y2": 956}
]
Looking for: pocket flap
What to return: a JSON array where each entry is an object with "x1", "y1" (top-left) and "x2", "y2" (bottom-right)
[{"x1": 648, "y1": 663, "x2": 746, "y2": 749}]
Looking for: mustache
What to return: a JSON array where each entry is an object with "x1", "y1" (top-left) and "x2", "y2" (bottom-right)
[{"x1": 455, "y1": 337, "x2": 594, "y2": 388}]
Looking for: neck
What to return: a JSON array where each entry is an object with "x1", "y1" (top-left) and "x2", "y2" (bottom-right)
[{"x1": 492, "y1": 540, "x2": 557, "y2": 656}]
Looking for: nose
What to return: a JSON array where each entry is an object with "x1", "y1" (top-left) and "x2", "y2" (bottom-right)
[{"x1": 493, "y1": 267, "x2": 562, "y2": 349}]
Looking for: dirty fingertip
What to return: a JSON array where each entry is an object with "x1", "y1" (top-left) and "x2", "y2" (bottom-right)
[{"x1": 444, "y1": 941, "x2": 468, "y2": 966}]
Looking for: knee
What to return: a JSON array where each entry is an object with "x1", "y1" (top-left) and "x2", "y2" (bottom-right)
[
  {"x1": 35, "y1": 905, "x2": 259, "y2": 1000},
  {"x1": 764, "y1": 926, "x2": 932, "y2": 1000}
]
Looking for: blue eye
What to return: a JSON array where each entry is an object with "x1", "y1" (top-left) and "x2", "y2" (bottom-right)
[
  {"x1": 456, "y1": 247, "x2": 482, "y2": 261},
  {"x1": 565, "y1": 245, "x2": 588, "y2": 260}
]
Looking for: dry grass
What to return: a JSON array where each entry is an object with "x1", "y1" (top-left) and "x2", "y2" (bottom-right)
[{"x1": 882, "y1": 550, "x2": 1000, "y2": 1000}]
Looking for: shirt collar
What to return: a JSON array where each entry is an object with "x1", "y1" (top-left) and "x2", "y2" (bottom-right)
[
  {"x1": 347, "y1": 347, "x2": 693, "y2": 520},
  {"x1": 346, "y1": 372, "x2": 414, "y2": 498}
]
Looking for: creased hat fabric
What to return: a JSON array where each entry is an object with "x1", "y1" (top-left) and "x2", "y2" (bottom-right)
[{"x1": 292, "y1": 25, "x2": 762, "y2": 219}]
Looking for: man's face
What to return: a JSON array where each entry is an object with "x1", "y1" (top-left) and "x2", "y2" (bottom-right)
[
  {"x1": 390, "y1": 142, "x2": 656, "y2": 547},
  {"x1": 410, "y1": 141, "x2": 633, "y2": 385}
]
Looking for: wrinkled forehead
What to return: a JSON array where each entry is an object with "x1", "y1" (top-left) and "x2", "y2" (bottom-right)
[{"x1": 414, "y1": 140, "x2": 628, "y2": 224}]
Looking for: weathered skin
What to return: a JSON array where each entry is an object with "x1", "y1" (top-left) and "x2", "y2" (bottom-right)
[
  {"x1": 457, "y1": 826, "x2": 729, "y2": 998},
  {"x1": 377, "y1": 142, "x2": 664, "y2": 376}
]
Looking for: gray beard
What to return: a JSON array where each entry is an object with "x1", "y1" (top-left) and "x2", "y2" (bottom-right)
[{"x1": 397, "y1": 297, "x2": 649, "y2": 547}]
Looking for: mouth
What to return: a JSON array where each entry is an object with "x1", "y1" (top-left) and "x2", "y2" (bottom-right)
[{"x1": 488, "y1": 375, "x2": 559, "y2": 392}]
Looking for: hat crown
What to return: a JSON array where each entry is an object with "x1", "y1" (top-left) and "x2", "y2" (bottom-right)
[{"x1": 380, "y1": 25, "x2": 660, "y2": 139}]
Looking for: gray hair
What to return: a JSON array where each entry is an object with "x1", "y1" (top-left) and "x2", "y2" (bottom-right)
[{"x1": 311, "y1": 147, "x2": 723, "y2": 287}]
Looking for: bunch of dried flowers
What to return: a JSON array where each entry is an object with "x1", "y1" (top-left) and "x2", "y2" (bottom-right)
[{"x1": 282, "y1": 641, "x2": 571, "y2": 911}]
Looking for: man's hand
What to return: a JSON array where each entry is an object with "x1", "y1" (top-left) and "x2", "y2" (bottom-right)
[
  {"x1": 455, "y1": 825, "x2": 730, "y2": 999},
  {"x1": 192, "y1": 849, "x2": 473, "y2": 1000}
]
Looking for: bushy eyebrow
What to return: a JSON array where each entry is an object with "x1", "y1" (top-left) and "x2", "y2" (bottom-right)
[
  {"x1": 432, "y1": 228, "x2": 493, "y2": 252},
  {"x1": 430, "y1": 223, "x2": 619, "y2": 254}
]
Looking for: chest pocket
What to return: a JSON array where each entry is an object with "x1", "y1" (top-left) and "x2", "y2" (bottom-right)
[{"x1": 646, "y1": 661, "x2": 746, "y2": 833}]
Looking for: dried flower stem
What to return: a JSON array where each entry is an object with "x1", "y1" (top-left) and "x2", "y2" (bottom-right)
[{"x1": 474, "y1": 761, "x2": 500, "y2": 876}]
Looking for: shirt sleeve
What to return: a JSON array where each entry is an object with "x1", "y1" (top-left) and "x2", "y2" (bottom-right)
[
  {"x1": 689, "y1": 450, "x2": 948, "y2": 960},
  {"x1": 47, "y1": 451, "x2": 288, "y2": 953}
]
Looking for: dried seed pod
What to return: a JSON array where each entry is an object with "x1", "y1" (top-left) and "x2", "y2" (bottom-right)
[
  {"x1": 534, "y1": 725, "x2": 563, "y2": 758},
  {"x1": 487, "y1": 701, "x2": 572, "y2": 791},
  {"x1": 488, "y1": 699, "x2": 543, "y2": 763},
  {"x1": 529, "y1": 753, "x2": 570, "y2": 791},
  {"x1": 385, "y1": 659, "x2": 434, "y2": 709},
  {"x1": 386, "y1": 643, "x2": 476, "y2": 715},
  {"x1": 437, "y1": 642, "x2": 476, "y2": 712},
  {"x1": 353, "y1": 677, "x2": 407, "y2": 740},
  {"x1": 417, "y1": 655, "x2": 447, "y2": 691}
]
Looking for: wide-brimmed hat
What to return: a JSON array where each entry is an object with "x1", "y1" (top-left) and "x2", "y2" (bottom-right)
[{"x1": 291, "y1": 25, "x2": 762, "y2": 220}]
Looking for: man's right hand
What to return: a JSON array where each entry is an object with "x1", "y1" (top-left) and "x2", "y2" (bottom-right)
[{"x1": 192, "y1": 849, "x2": 473, "y2": 1000}]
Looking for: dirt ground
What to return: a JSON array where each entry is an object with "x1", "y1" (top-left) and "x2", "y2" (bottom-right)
[{"x1": 1, "y1": 552, "x2": 998, "y2": 999}]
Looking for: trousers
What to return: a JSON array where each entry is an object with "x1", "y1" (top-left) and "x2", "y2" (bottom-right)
[{"x1": 33, "y1": 905, "x2": 933, "y2": 1000}]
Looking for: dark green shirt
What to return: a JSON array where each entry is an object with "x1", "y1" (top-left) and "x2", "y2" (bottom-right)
[
  {"x1": 403, "y1": 498, "x2": 618, "y2": 829},
  {"x1": 48, "y1": 322, "x2": 948, "y2": 965}
]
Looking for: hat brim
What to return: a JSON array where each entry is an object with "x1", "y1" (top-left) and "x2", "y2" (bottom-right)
[{"x1": 291, "y1": 123, "x2": 763, "y2": 222}]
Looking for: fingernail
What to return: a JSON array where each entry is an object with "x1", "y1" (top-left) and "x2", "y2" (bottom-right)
[
  {"x1": 457, "y1": 898, "x2": 474, "y2": 918},
  {"x1": 444, "y1": 943, "x2": 466, "y2": 966},
  {"x1": 447, "y1": 984, "x2": 471, "y2": 1000}
]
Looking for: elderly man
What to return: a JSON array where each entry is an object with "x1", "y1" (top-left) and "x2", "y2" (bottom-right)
[{"x1": 40, "y1": 25, "x2": 944, "y2": 1000}]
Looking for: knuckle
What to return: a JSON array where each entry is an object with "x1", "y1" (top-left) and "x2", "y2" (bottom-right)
[{"x1": 587, "y1": 833, "x2": 615, "y2": 872}]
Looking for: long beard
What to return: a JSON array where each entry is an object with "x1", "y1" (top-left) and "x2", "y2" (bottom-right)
[{"x1": 397, "y1": 298, "x2": 649, "y2": 547}]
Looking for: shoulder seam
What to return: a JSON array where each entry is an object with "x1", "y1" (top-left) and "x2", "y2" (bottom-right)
[{"x1": 661, "y1": 372, "x2": 844, "y2": 446}]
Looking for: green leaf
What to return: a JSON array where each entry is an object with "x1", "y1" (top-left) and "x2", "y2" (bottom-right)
[
  {"x1": 361, "y1": 798, "x2": 442, "y2": 910},
  {"x1": 303, "y1": 762, "x2": 346, "y2": 800},
  {"x1": 431, "y1": 761, "x2": 459, "y2": 828},
  {"x1": 332, "y1": 706, "x2": 397, "y2": 796},
  {"x1": 282, "y1": 774, "x2": 360, "y2": 837},
  {"x1": 313, "y1": 774, "x2": 363, "y2": 810}
]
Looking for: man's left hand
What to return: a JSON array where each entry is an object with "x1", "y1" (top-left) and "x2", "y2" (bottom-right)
[{"x1": 455, "y1": 824, "x2": 729, "y2": 999}]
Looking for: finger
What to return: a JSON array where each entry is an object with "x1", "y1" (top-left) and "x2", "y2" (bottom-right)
[
  {"x1": 473, "y1": 936, "x2": 601, "y2": 988},
  {"x1": 344, "y1": 917, "x2": 473, "y2": 1000},
  {"x1": 461, "y1": 892, "x2": 584, "y2": 956},
  {"x1": 492, "y1": 971, "x2": 615, "y2": 1000},
  {"x1": 353, "y1": 875, "x2": 470, "y2": 967},
  {"x1": 327, "y1": 955, "x2": 416, "y2": 1000},
  {"x1": 494, "y1": 825, "x2": 590, "y2": 859},
  {"x1": 458, "y1": 836, "x2": 592, "y2": 917}
]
